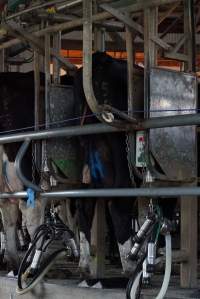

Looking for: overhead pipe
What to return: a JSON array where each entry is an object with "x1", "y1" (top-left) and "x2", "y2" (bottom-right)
[{"x1": 2, "y1": 186, "x2": 200, "y2": 199}]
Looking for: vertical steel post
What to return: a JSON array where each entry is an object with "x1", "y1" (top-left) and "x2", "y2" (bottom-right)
[
  {"x1": 91, "y1": 0, "x2": 106, "y2": 279},
  {"x1": 144, "y1": 6, "x2": 158, "y2": 154},
  {"x1": 180, "y1": 0, "x2": 197, "y2": 288},
  {"x1": 0, "y1": 50, "x2": 5, "y2": 72},
  {"x1": 138, "y1": 6, "x2": 158, "y2": 229},
  {"x1": 45, "y1": 33, "x2": 51, "y2": 129},
  {"x1": 0, "y1": 50, "x2": 5, "y2": 193},
  {"x1": 52, "y1": 32, "x2": 61, "y2": 84},
  {"x1": 125, "y1": 25, "x2": 134, "y2": 117},
  {"x1": 41, "y1": 31, "x2": 51, "y2": 188},
  {"x1": 33, "y1": 51, "x2": 42, "y2": 174}
]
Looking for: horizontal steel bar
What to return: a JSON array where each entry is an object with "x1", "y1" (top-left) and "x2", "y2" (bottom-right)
[
  {"x1": 0, "y1": 124, "x2": 124, "y2": 144},
  {"x1": 141, "y1": 113, "x2": 200, "y2": 129},
  {"x1": 41, "y1": 187, "x2": 200, "y2": 198},
  {"x1": 0, "y1": 186, "x2": 200, "y2": 199},
  {"x1": 0, "y1": 113, "x2": 199, "y2": 144}
]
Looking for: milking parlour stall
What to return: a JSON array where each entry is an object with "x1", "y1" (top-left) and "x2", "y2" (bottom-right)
[{"x1": 0, "y1": 1, "x2": 198, "y2": 299}]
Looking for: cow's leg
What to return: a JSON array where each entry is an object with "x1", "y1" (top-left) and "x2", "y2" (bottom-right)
[
  {"x1": 0, "y1": 202, "x2": 19, "y2": 274},
  {"x1": 108, "y1": 198, "x2": 135, "y2": 276},
  {"x1": 1, "y1": 158, "x2": 23, "y2": 273},
  {"x1": 58, "y1": 199, "x2": 79, "y2": 247},
  {"x1": 19, "y1": 197, "x2": 45, "y2": 241},
  {"x1": 59, "y1": 199, "x2": 76, "y2": 231},
  {"x1": 77, "y1": 198, "x2": 96, "y2": 276}
]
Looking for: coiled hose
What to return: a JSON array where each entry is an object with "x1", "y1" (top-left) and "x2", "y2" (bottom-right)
[
  {"x1": 155, "y1": 234, "x2": 172, "y2": 299},
  {"x1": 16, "y1": 248, "x2": 68, "y2": 295},
  {"x1": 126, "y1": 233, "x2": 172, "y2": 299},
  {"x1": 16, "y1": 216, "x2": 78, "y2": 295}
]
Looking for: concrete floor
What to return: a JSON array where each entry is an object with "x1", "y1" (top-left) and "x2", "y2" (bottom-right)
[{"x1": 0, "y1": 276, "x2": 199, "y2": 299}]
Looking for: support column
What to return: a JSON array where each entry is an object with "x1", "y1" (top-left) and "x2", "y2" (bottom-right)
[
  {"x1": 52, "y1": 32, "x2": 61, "y2": 84},
  {"x1": 0, "y1": 50, "x2": 5, "y2": 192},
  {"x1": 139, "y1": 7, "x2": 158, "y2": 225},
  {"x1": 90, "y1": 0, "x2": 106, "y2": 279},
  {"x1": 180, "y1": 0, "x2": 197, "y2": 288},
  {"x1": 91, "y1": 200, "x2": 106, "y2": 278},
  {"x1": 0, "y1": 50, "x2": 5, "y2": 72}
]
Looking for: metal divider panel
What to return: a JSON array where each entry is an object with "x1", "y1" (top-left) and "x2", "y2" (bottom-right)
[
  {"x1": 47, "y1": 84, "x2": 80, "y2": 180},
  {"x1": 149, "y1": 68, "x2": 197, "y2": 181}
]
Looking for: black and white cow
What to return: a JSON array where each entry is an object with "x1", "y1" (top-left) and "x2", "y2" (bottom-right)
[
  {"x1": 0, "y1": 71, "x2": 76, "y2": 273},
  {"x1": 73, "y1": 52, "x2": 144, "y2": 276},
  {"x1": 0, "y1": 71, "x2": 44, "y2": 273},
  {"x1": 0, "y1": 52, "x2": 144, "y2": 278}
]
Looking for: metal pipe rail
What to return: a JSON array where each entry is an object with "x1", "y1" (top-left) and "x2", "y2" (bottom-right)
[
  {"x1": 1, "y1": 186, "x2": 200, "y2": 199},
  {"x1": 83, "y1": 0, "x2": 137, "y2": 126},
  {"x1": 15, "y1": 139, "x2": 41, "y2": 192},
  {"x1": 0, "y1": 113, "x2": 199, "y2": 144}
]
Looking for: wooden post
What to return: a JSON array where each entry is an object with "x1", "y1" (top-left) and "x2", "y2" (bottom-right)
[
  {"x1": 180, "y1": 0, "x2": 198, "y2": 288},
  {"x1": 91, "y1": 200, "x2": 106, "y2": 278},
  {"x1": 52, "y1": 32, "x2": 61, "y2": 84},
  {"x1": 180, "y1": 193, "x2": 197, "y2": 287}
]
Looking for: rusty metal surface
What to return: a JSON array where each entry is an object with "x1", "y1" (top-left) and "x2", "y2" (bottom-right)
[{"x1": 149, "y1": 68, "x2": 197, "y2": 181}]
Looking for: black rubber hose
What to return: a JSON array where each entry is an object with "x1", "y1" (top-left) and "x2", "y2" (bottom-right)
[
  {"x1": 17, "y1": 248, "x2": 68, "y2": 295},
  {"x1": 126, "y1": 253, "x2": 146, "y2": 299},
  {"x1": 17, "y1": 229, "x2": 50, "y2": 289}
]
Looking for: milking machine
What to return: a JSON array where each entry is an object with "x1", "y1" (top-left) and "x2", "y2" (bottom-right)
[
  {"x1": 16, "y1": 204, "x2": 79, "y2": 295},
  {"x1": 126, "y1": 201, "x2": 172, "y2": 299},
  {"x1": 0, "y1": 221, "x2": 6, "y2": 264}
]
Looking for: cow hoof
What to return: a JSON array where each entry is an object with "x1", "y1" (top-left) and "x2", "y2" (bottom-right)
[
  {"x1": 78, "y1": 279, "x2": 102, "y2": 289},
  {"x1": 78, "y1": 280, "x2": 90, "y2": 288},
  {"x1": 7, "y1": 270, "x2": 18, "y2": 278}
]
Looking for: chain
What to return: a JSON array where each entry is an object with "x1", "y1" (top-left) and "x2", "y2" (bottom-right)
[
  {"x1": 31, "y1": 141, "x2": 36, "y2": 184},
  {"x1": 126, "y1": 133, "x2": 136, "y2": 186},
  {"x1": 40, "y1": 140, "x2": 51, "y2": 190}
]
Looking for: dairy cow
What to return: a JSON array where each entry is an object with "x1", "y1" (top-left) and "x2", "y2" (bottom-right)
[
  {"x1": 73, "y1": 52, "x2": 144, "y2": 276},
  {"x1": 0, "y1": 72, "x2": 44, "y2": 273},
  {"x1": 0, "y1": 53, "x2": 144, "y2": 277}
]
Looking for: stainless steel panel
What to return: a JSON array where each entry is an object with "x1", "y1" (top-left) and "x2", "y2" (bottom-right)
[
  {"x1": 149, "y1": 68, "x2": 197, "y2": 180},
  {"x1": 47, "y1": 85, "x2": 80, "y2": 180}
]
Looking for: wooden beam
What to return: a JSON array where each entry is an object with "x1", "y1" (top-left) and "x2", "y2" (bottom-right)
[
  {"x1": 1, "y1": 23, "x2": 77, "y2": 71},
  {"x1": 100, "y1": 3, "x2": 144, "y2": 35},
  {"x1": 169, "y1": 35, "x2": 186, "y2": 53},
  {"x1": 164, "y1": 35, "x2": 188, "y2": 61},
  {"x1": 0, "y1": 0, "x2": 180, "y2": 52},
  {"x1": 151, "y1": 35, "x2": 171, "y2": 50},
  {"x1": 158, "y1": 1, "x2": 181, "y2": 24},
  {"x1": 164, "y1": 52, "x2": 189, "y2": 62}
]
